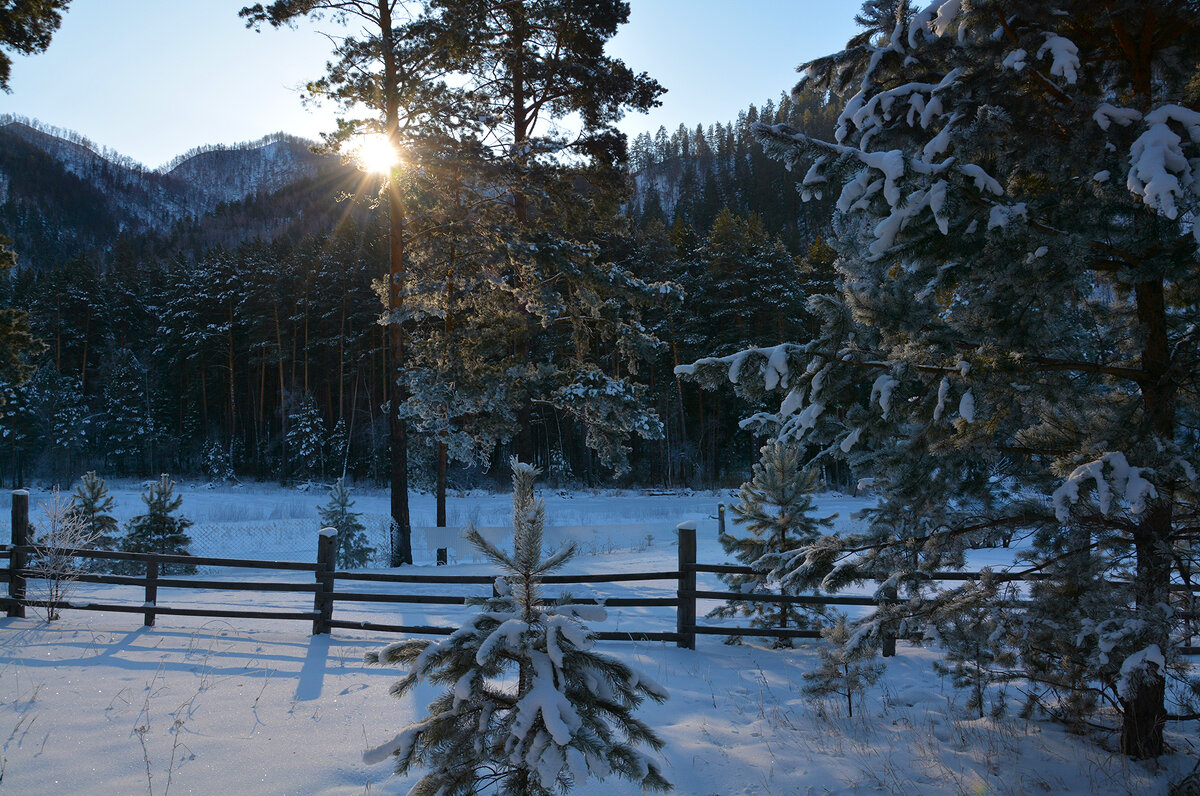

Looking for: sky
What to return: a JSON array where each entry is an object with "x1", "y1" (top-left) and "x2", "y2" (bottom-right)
[{"x1": 1, "y1": 1, "x2": 862, "y2": 169}]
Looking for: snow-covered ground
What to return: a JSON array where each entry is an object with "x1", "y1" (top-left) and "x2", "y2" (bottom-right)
[{"x1": 0, "y1": 482, "x2": 1196, "y2": 794}]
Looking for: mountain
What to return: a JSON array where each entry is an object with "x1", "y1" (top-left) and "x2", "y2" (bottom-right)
[{"x1": 0, "y1": 117, "x2": 344, "y2": 269}]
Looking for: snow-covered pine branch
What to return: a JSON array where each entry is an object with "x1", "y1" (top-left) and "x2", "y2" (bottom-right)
[{"x1": 677, "y1": 0, "x2": 1200, "y2": 758}]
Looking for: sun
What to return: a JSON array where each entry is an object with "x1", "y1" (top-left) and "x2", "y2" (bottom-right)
[{"x1": 350, "y1": 133, "x2": 400, "y2": 175}]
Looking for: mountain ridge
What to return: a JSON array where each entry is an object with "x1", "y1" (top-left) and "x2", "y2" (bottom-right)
[{"x1": 0, "y1": 117, "x2": 340, "y2": 269}]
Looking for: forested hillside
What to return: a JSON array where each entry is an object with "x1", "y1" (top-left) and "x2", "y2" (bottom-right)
[{"x1": 0, "y1": 92, "x2": 842, "y2": 489}]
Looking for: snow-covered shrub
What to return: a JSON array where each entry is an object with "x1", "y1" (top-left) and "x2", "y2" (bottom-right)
[{"x1": 30, "y1": 488, "x2": 106, "y2": 621}]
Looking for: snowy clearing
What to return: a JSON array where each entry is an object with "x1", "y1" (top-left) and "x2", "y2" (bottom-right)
[{"x1": 0, "y1": 483, "x2": 1196, "y2": 794}]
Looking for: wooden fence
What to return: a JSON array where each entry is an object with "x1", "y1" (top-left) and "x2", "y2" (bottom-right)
[{"x1": 2, "y1": 491, "x2": 1197, "y2": 655}]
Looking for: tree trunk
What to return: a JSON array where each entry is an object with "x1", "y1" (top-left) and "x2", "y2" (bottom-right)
[
  {"x1": 1120, "y1": 278, "x2": 1175, "y2": 758},
  {"x1": 381, "y1": 0, "x2": 412, "y2": 566},
  {"x1": 1121, "y1": 502, "x2": 1171, "y2": 758},
  {"x1": 437, "y1": 441, "x2": 447, "y2": 528}
]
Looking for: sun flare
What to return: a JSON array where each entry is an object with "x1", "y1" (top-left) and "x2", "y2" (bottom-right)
[{"x1": 351, "y1": 133, "x2": 400, "y2": 175}]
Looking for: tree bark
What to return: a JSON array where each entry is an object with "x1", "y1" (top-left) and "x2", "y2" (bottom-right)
[
  {"x1": 1120, "y1": 277, "x2": 1175, "y2": 758},
  {"x1": 437, "y1": 441, "x2": 447, "y2": 528},
  {"x1": 382, "y1": 0, "x2": 412, "y2": 566}
]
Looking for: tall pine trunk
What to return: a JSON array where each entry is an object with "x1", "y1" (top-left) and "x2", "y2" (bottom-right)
[
  {"x1": 1122, "y1": 278, "x2": 1175, "y2": 758},
  {"x1": 382, "y1": 0, "x2": 412, "y2": 566}
]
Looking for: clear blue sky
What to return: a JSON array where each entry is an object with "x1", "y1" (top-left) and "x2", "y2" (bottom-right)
[{"x1": 1, "y1": 1, "x2": 861, "y2": 168}]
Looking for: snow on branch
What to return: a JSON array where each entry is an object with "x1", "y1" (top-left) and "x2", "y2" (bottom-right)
[
  {"x1": 1051, "y1": 452, "x2": 1158, "y2": 523},
  {"x1": 1126, "y1": 105, "x2": 1200, "y2": 230},
  {"x1": 1036, "y1": 34, "x2": 1080, "y2": 84},
  {"x1": 1093, "y1": 103, "x2": 1141, "y2": 131}
]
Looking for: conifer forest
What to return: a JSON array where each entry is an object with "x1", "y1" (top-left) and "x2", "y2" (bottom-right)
[{"x1": 2, "y1": 0, "x2": 1200, "y2": 792}]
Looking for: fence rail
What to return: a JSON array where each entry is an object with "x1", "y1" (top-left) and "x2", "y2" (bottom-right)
[{"x1": 3, "y1": 493, "x2": 1198, "y2": 656}]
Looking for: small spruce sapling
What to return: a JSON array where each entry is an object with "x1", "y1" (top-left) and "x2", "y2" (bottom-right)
[
  {"x1": 803, "y1": 614, "x2": 884, "y2": 719},
  {"x1": 120, "y1": 475, "x2": 196, "y2": 575},
  {"x1": 204, "y1": 441, "x2": 234, "y2": 483},
  {"x1": 711, "y1": 442, "x2": 835, "y2": 646},
  {"x1": 66, "y1": 471, "x2": 120, "y2": 567},
  {"x1": 364, "y1": 458, "x2": 671, "y2": 795},
  {"x1": 318, "y1": 477, "x2": 373, "y2": 569}
]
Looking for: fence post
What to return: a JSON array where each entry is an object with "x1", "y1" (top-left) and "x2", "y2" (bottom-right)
[
  {"x1": 717, "y1": 503, "x2": 726, "y2": 537},
  {"x1": 882, "y1": 632, "x2": 896, "y2": 657},
  {"x1": 436, "y1": 547, "x2": 447, "y2": 566},
  {"x1": 313, "y1": 528, "x2": 336, "y2": 635},
  {"x1": 676, "y1": 521, "x2": 696, "y2": 650},
  {"x1": 8, "y1": 490, "x2": 28, "y2": 619},
  {"x1": 144, "y1": 560, "x2": 158, "y2": 627}
]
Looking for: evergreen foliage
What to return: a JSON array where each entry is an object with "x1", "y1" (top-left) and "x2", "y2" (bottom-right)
[
  {"x1": 98, "y1": 349, "x2": 154, "y2": 474},
  {"x1": 66, "y1": 470, "x2": 120, "y2": 554},
  {"x1": 1, "y1": 95, "x2": 843, "y2": 488},
  {"x1": 285, "y1": 394, "x2": 326, "y2": 480},
  {"x1": 711, "y1": 442, "x2": 834, "y2": 646},
  {"x1": 120, "y1": 474, "x2": 195, "y2": 575},
  {"x1": 930, "y1": 592, "x2": 1018, "y2": 720},
  {"x1": 0, "y1": 1, "x2": 72, "y2": 91},
  {"x1": 802, "y1": 614, "x2": 883, "y2": 719},
  {"x1": 0, "y1": 236, "x2": 44, "y2": 406},
  {"x1": 204, "y1": 440, "x2": 234, "y2": 482},
  {"x1": 681, "y1": 0, "x2": 1200, "y2": 758},
  {"x1": 364, "y1": 459, "x2": 670, "y2": 794},
  {"x1": 318, "y1": 477, "x2": 373, "y2": 569}
]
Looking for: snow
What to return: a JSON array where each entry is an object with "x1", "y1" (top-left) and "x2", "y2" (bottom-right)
[
  {"x1": 988, "y1": 202, "x2": 1028, "y2": 229},
  {"x1": 958, "y1": 389, "x2": 975, "y2": 423},
  {"x1": 960, "y1": 163, "x2": 1004, "y2": 196},
  {"x1": 1051, "y1": 452, "x2": 1160, "y2": 523},
  {"x1": 870, "y1": 372, "x2": 900, "y2": 416},
  {"x1": 1002, "y1": 49, "x2": 1028, "y2": 71},
  {"x1": 1127, "y1": 105, "x2": 1200, "y2": 221},
  {"x1": 1117, "y1": 645, "x2": 1165, "y2": 700},
  {"x1": 1036, "y1": 34, "x2": 1080, "y2": 84},
  {"x1": 933, "y1": 377, "x2": 950, "y2": 421},
  {"x1": 1093, "y1": 103, "x2": 1141, "y2": 131},
  {"x1": 0, "y1": 484, "x2": 1195, "y2": 793}
]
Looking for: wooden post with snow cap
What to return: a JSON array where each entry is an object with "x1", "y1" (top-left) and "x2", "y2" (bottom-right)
[
  {"x1": 717, "y1": 503, "x2": 726, "y2": 537},
  {"x1": 313, "y1": 528, "x2": 337, "y2": 635},
  {"x1": 8, "y1": 490, "x2": 28, "y2": 618},
  {"x1": 677, "y1": 521, "x2": 697, "y2": 649}
]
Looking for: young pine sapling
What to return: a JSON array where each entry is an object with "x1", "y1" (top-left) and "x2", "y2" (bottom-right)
[
  {"x1": 364, "y1": 459, "x2": 671, "y2": 795},
  {"x1": 803, "y1": 614, "x2": 884, "y2": 719}
]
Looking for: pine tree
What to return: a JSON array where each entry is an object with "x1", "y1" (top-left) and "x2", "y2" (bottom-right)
[
  {"x1": 318, "y1": 477, "x2": 373, "y2": 569},
  {"x1": 422, "y1": 0, "x2": 668, "y2": 471},
  {"x1": 711, "y1": 442, "x2": 834, "y2": 646},
  {"x1": 98, "y1": 348, "x2": 154, "y2": 474},
  {"x1": 66, "y1": 470, "x2": 120, "y2": 555},
  {"x1": 0, "y1": 237, "x2": 44, "y2": 407},
  {"x1": 681, "y1": 0, "x2": 1200, "y2": 758},
  {"x1": 364, "y1": 459, "x2": 670, "y2": 795},
  {"x1": 120, "y1": 475, "x2": 195, "y2": 575},
  {"x1": 931, "y1": 595, "x2": 1019, "y2": 721},
  {"x1": 802, "y1": 614, "x2": 884, "y2": 719},
  {"x1": 0, "y1": 2, "x2": 72, "y2": 92},
  {"x1": 204, "y1": 440, "x2": 234, "y2": 482},
  {"x1": 285, "y1": 394, "x2": 326, "y2": 481},
  {"x1": 242, "y1": 0, "x2": 475, "y2": 566}
]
